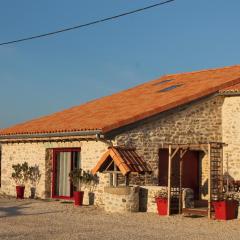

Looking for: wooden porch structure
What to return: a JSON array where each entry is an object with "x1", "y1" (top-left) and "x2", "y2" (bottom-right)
[{"x1": 161, "y1": 142, "x2": 225, "y2": 218}]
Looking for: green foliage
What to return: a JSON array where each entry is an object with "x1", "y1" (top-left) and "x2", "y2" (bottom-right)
[
  {"x1": 11, "y1": 162, "x2": 29, "y2": 186},
  {"x1": 69, "y1": 168, "x2": 98, "y2": 191},
  {"x1": 12, "y1": 162, "x2": 41, "y2": 187},
  {"x1": 154, "y1": 187, "x2": 168, "y2": 199},
  {"x1": 28, "y1": 165, "x2": 41, "y2": 187},
  {"x1": 69, "y1": 168, "x2": 83, "y2": 190}
]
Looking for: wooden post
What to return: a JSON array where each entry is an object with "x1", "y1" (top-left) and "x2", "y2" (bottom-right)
[
  {"x1": 226, "y1": 153, "x2": 229, "y2": 194},
  {"x1": 179, "y1": 149, "x2": 187, "y2": 214},
  {"x1": 179, "y1": 154, "x2": 183, "y2": 214},
  {"x1": 109, "y1": 173, "x2": 113, "y2": 186},
  {"x1": 125, "y1": 174, "x2": 129, "y2": 186},
  {"x1": 208, "y1": 143, "x2": 211, "y2": 219},
  {"x1": 113, "y1": 163, "x2": 118, "y2": 187},
  {"x1": 167, "y1": 145, "x2": 172, "y2": 216},
  {"x1": 220, "y1": 145, "x2": 224, "y2": 199}
]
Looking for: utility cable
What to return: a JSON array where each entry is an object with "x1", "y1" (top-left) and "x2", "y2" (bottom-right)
[{"x1": 0, "y1": 0, "x2": 175, "y2": 46}]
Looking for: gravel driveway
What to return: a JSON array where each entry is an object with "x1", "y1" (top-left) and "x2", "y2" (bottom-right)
[{"x1": 0, "y1": 197, "x2": 240, "y2": 240}]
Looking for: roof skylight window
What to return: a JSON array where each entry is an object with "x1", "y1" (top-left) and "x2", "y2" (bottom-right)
[
  {"x1": 157, "y1": 84, "x2": 183, "y2": 93},
  {"x1": 152, "y1": 79, "x2": 174, "y2": 86}
]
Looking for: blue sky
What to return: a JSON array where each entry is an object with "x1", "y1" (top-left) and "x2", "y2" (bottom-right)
[{"x1": 0, "y1": 0, "x2": 239, "y2": 128}]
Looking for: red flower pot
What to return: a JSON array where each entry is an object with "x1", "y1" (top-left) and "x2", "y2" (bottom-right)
[
  {"x1": 16, "y1": 186, "x2": 25, "y2": 199},
  {"x1": 74, "y1": 191, "x2": 84, "y2": 206},
  {"x1": 213, "y1": 200, "x2": 238, "y2": 220},
  {"x1": 156, "y1": 197, "x2": 168, "y2": 216}
]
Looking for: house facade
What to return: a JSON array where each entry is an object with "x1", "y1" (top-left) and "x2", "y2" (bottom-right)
[{"x1": 1, "y1": 65, "x2": 240, "y2": 212}]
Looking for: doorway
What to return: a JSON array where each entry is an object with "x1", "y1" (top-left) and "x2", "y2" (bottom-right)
[
  {"x1": 52, "y1": 148, "x2": 80, "y2": 199},
  {"x1": 158, "y1": 149, "x2": 200, "y2": 199}
]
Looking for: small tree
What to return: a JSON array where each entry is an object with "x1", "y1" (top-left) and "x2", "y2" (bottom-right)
[
  {"x1": 69, "y1": 168, "x2": 98, "y2": 192},
  {"x1": 28, "y1": 165, "x2": 41, "y2": 188},
  {"x1": 28, "y1": 165, "x2": 41, "y2": 198},
  {"x1": 82, "y1": 170, "x2": 98, "y2": 192},
  {"x1": 12, "y1": 162, "x2": 29, "y2": 186},
  {"x1": 154, "y1": 187, "x2": 168, "y2": 199},
  {"x1": 69, "y1": 168, "x2": 83, "y2": 191}
]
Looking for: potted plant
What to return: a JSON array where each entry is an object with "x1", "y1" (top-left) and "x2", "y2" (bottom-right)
[
  {"x1": 12, "y1": 162, "x2": 29, "y2": 199},
  {"x1": 69, "y1": 168, "x2": 84, "y2": 206},
  {"x1": 212, "y1": 158, "x2": 239, "y2": 220},
  {"x1": 69, "y1": 168, "x2": 98, "y2": 206},
  {"x1": 28, "y1": 165, "x2": 41, "y2": 199},
  {"x1": 155, "y1": 187, "x2": 168, "y2": 216},
  {"x1": 212, "y1": 192, "x2": 239, "y2": 220},
  {"x1": 82, "y1": 170, "x2": 98, "y2": 205}
]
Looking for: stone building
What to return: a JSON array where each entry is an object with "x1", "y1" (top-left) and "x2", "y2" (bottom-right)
[{"x1": 1, "y1": 65, "x2": 240, "y2": 214}]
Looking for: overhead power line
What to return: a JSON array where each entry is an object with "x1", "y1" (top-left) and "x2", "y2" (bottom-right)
[{"x1": 0, "y1": 0, "x2": 175, "y2": 46}]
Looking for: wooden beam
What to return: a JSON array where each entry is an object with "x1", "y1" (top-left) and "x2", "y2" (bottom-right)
[
  {"x1": 104, "y1": 171, "x2": 121, "y2": 174},
  {"x1": 159, "y1": 143, "x2": 226, "y2": 153},
  {"x1": 167, "y1": 145, "x2": 172, "y2": 216},
  {"x1": 171, "y1": 147, "x2": 180, "y2": 159},
  {"x1": 160, "y1": 143, "x2": 209, "y2": 151},
  {"x1": 179, "y1": 148, "x2": 188, "y2": 214},
  {"x1": 113, "y1": 163, "x2": 118, "y2": 187},
  {"x1": 105, "y1": 159, "x2": 114, "y2": 172},
  {"x1": 109, "y1": 173, "x2": 113, "y2": 186},
  {"x1": 208, "y1": 143, "x2": 211, "y2": 219},
  {"x1": 220, "y1": 146, "x2": 224, "y2": 199},
  {"x1": 179, "y1": 157, "x2": 183, "y2": 214},
  {"x1": 226, "y1": 153, "x2": 229, "y2": 194},
  {"x1": 209, "y1": 142, "x2": 228, "y2": 148},
  {"x1": 125, "y1": 174, "x2": 130, "y2": 186},
  {"x1": 180, "y1": 149, "x2": 188, "y2": 159}
]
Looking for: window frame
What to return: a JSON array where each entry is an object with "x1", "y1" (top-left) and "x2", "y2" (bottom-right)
[{"x1": 52, "y1": 148, "x2": 81, "y2": 199}]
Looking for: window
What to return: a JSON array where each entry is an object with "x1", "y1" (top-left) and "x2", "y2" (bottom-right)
[
  {"x1": 152, "y1": 79, "x2": 174, "y2": 86},
  {"x1": 157, "y1": 84, "x2": 183, "y2": 93}
]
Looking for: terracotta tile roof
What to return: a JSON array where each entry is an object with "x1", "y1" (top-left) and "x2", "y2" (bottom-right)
[
  {"x1": 92, "y1": 146, "x2": 152, "y2": 175},
  {"x1": 1, "y1": 64, "x2": 240, "y2": 136},
  {"x1": 220, "y1": 82, "x2": 240, "y2": 93}
]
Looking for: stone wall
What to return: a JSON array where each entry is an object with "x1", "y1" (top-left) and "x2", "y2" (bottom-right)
[
  {"x1": 222, "y1": 96, "x2": 240, "y2": 181},
  {"x1": 139, "y1": 186, "x2": 166, "y2": 213},
  {"x1": 199, "y1": 152, "x2": 209, "y2": 199},
  {"x1": 2, "y1": 94, "x2": 240, "y2": 210},
  {"x1": 103, "y1": 186, "x2": 139, "y2": 213},
  {"x1": 113, "y1": 96, "x2": 224, "y2": 190},
  {"x1": 0, "y1": 140, "x2": 108, "y2": 203}
]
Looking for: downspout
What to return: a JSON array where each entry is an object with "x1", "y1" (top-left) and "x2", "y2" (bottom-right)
[{"x1": 96, "y1": 133, "x2": 113, "y2": 147}]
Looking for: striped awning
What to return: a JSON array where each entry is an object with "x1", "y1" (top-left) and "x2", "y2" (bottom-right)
[{"x1": 92, "y1": 146, "x2": 152, "y2": 176}]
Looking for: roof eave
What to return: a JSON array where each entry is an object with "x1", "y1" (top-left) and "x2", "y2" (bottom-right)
[
  {"x1": 218, "y1": 91, "x2": 240, "y2": 96},
  {"x1": 0, "y1": 129, "x2": 103, "y2": 141}
]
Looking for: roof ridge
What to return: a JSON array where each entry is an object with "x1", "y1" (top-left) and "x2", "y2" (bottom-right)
[{"x1": 164, "y1": 64, "x2": 240, "y2": 78}]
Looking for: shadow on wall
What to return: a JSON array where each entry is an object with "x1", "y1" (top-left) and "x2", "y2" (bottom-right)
[
  {"x1": 223, "y1": 172, "x2": 235, "y2": 184},
  {"x1": 202, "y1": 172, "x2": 238, "y2": 197},
  {"x1": 89, "y1": 192, "x2": 95, "y2": 205},
  {"x1": 223, "y1": 172, "x2": 239, "y2": 192},
  {"x1": 139, "y1": 188, "x2": 148, "y2": 212},
  {"x1": 201, "y1": 180, "x2": 208, "y2": 197}
]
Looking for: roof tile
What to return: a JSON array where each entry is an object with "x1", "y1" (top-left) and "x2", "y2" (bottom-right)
[
  {"x1": 1, "y1": 64, "x2": 240, "y2": 136},
  {"x1": 91, "y1": 146, "x2": 152, "y2": 175}
]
